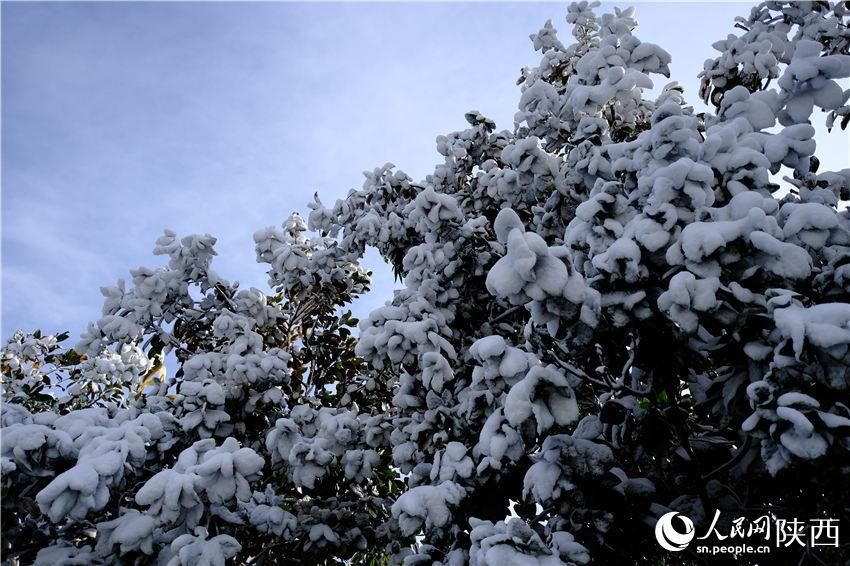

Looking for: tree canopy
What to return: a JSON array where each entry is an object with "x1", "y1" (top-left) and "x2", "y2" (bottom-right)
[{"x1": 3, "y1": 2, "x2": 850, "y2": 564}]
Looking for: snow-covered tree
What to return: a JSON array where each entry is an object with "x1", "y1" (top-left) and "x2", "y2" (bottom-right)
[{"x1": 3, "y1": 2, "x2": 849, "y2": 564}]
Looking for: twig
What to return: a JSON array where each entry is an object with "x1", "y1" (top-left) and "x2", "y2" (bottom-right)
[
  {"x1": 701, "y1": 436, "x2": 753, "y2": 480},
  {"x1": 487, "y1": 305, "x2": 523, "y2": 326}
]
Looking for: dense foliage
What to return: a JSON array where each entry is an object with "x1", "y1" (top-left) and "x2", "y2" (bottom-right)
[{"x1": 3, "y1": 2, "x2": 850, "y2": 564}]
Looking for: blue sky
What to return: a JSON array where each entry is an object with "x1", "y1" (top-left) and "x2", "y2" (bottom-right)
[{"x1": 2, "y1": 2, "x2": 848, "y2": 342}]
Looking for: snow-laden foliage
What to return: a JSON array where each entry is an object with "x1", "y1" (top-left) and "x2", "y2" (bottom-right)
[{"x1": 3, "y1": 2, "x2": 850, "y2": 564}]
